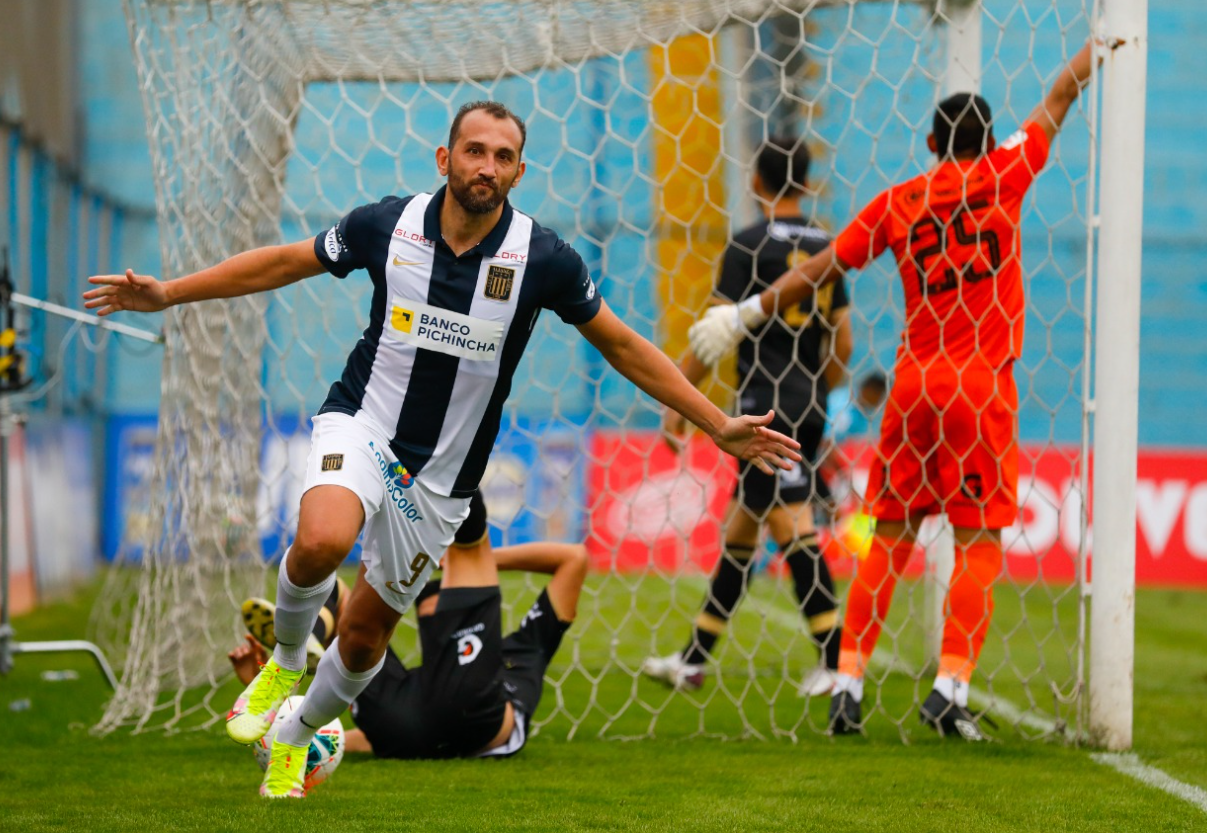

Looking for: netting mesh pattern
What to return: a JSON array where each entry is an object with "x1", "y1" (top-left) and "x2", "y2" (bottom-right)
[{"x1": 95, "y1": 0, "x2": 1095, "y2": 741}]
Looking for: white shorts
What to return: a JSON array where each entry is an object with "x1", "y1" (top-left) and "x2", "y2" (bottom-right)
[{"x1": 302, "y1": 412, "x2": 471, "y2": 614}]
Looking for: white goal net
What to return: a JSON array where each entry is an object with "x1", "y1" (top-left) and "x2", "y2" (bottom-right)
[{"x1": 95, "y1": 0, "x2": 1100, "y2": 742}]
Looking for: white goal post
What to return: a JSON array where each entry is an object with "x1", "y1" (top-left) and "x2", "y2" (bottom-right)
[
  {"x1": 93, "y1": 0, "x2": 1142, "y2": 748},
  {"x1": 1090, "y1": 0, "x2": 1147, "y2": 752}
]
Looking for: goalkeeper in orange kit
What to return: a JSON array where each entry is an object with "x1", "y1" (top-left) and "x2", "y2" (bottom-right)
[{"x1": 688, "y1": 40, "x2": 1095, "y2": 740}]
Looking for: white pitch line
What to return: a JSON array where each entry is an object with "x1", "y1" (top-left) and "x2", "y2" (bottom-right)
[
  {"x1": 1091, "y1": 753, "x2": 1207, "y2": 815},
  {"x1": 703, "y1": 590, "x2": 1206, "y2": 816},
  {"x1": 752, "y1": 599, "x2": 1064, "y2": 736}
]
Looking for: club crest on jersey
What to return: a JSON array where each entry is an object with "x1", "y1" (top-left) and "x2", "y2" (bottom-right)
[
  {"x1": 457, "y1": 633, "x2": 483, "y2": 665},
  {"x1": 484, "y1": 265, "x2": 515, "y2": 302},
  {"x1": 454, "y1": 625, "x2": 485, "y2": 666},
  {"x1": 321, "y1": 453, "x2": 344, "y2": 472}
]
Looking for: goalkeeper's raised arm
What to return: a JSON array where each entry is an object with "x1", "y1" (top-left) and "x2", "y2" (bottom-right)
[
  {"x1": 82, "y1": 240, "x2": 325, "y2": 316},
  {"x1": 688, "y1": 39, "x2": 1096, "y2": 368}
]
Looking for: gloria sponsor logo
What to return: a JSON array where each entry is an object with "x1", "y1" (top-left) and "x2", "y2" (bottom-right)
[
  {"x1": 386, "y1": 297, "x2": 504, "y2": 362},
  {"x1": 393, "y1": 228, "x2": 435, "y2": 247},
  {"x1": 368, "y1": 440, "x2": 423, "y2": 522}
]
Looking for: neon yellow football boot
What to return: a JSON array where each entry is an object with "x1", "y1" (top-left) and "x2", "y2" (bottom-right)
[
  {"x1": 259, "y1": 739, "x2": 308, "y2": 799},
  {"x1": 225, "y1": 658, "x2": 305, "y2": 745}
]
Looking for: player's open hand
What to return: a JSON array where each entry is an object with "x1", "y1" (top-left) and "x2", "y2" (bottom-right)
[
  {"x1": 712, "y1": 410, "x2": 801, "y2": 475},
  {"x1": 227, "y1": 634, "x2": 267, "y2": 686},
  {"x1": 83, "y1": 269, "x2": 169, "y2": 316},
  {"x1": 661, "y1": 405, "x2": 689, "y2": 453}
]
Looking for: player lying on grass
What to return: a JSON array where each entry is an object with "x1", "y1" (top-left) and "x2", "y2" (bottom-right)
[
  {"x1": 85, "y1": 100, "x2": 800, "y2": 797},
  {"x1": 230, "y1": 491, "x2": 585, "y2": 765},
  {"x1": 643, "y1": 136, "x2": 851, "y2": 697},
  {"x1": 688, "y1": 41, "x2": 1095, "y2": 741}
]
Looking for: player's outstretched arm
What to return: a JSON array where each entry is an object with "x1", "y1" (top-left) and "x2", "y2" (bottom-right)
[
  {"x1": 1030, "y1": 40, "x2": 1095, "y2": 144},
  {"x1": 688, "y1": 245, "x2": 847, "y2": 366},
  {"x1": 494, "y1": 543, "x2": 589, "y2": 622},
  {"x1": 82, "y1": 239, "x2": 325, "y2": 317},
  {"x1": 577, "y1": 300, "x2": 801, "y2": 475},
  {"x1": 662, "y1": 349, "x2": 715, "y2": 451}
]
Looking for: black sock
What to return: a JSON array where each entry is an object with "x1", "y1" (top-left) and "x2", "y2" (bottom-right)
[
  {"x1": 683, "y1": 545, "x2": 755, "y2": 665},
  {"x1": 783, "y1": 534, "x2": 841, "y2": 671}
]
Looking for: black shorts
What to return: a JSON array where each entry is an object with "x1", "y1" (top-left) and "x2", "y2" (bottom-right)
[
  {"x1": 453, "y1": 489, "x2": 488, "y2": 546},
  {"x1": 499, "y1": 590, "x2": 570, "y2": 720},
  {"x1": 352, "y1": 586, "x2": 507, "y2": 760},
  {"x1": 351, "y1": 588, "x2": 568, "y2": 760},
  {"x1": 734, "y1": 388, "x2": 825, "y2": 512}
]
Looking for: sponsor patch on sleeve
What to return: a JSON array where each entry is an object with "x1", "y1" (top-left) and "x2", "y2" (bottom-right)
[{"x1": 324, "y1": 226, "x2": 346, "y2": 262}]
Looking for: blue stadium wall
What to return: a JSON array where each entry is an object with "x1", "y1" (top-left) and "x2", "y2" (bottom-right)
[{"x1": 82, "y1": 0, "x2": 1205, "y2": 453}]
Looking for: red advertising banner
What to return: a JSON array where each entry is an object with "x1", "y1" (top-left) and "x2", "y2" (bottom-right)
[
  {"x1": 586, "y1": 432, "x2": 736, "y2": 574},
  {"x1": 586, "y1": 430, "x2": 1207, "y2": 587}
]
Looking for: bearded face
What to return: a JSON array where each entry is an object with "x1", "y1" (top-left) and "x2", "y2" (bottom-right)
[{"x1": 447, "y1": 155, "x2": 516, "y2": 215}]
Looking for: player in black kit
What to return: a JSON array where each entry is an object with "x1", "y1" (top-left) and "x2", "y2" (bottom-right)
[
  {"x1": 231, "y1": 490, "x2": 586, "y2": 759},
  {"x1": 643, "y1": 136, "x2": 852, "y2": 696}
]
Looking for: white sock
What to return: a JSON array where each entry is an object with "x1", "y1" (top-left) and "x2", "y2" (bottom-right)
[
  {"x1": 933, "y1": 674, "x2": 969, "y2": 708},
  {"x1": 276, "y1": 638, "x2": 384, "y2": 748},
  {"x1": 271, "y1": 549, "x2": 336, "y2": 672},
  {"x1": 833, "y1": 673, "x2": 864, "y2": 702}
]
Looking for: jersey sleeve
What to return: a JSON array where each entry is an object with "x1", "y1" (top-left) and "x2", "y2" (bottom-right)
[
  {"x1": 832, "y1": 190, "x2": 892, "y2": 271},
  {"x1": 994, "y1": 120, "x2": 1051, "y2": 193},
  {"x1": 713, "y1": 242, "x2": 755, "y2": 303},
  {"x1": 543, "y1": 239, "x2": 603, "y2": 325},
  {"x1": 313, "y1": 199, "x2": 395, "y2": 279}
]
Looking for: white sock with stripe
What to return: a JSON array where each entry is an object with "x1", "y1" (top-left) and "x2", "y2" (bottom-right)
[
  {"x1": 275, "y1": 638, "x2": 384, "y2": 748},
  {"x1": 271, "y1": 549, "x2": 336, "y2": 672}
]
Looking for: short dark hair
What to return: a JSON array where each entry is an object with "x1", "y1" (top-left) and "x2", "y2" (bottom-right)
[
  {"x1": 756, "y1": 135, "x2": 811, "y2": 197},
  {"x1": 933, "y1": 93, "x2": 994, "y2": 158},
  {"x1": 448, "y1": 100, "x2": 527, "y2": 155},
  {"x1": 860, "y1": 371, "x2": 888, "y2": 395}
]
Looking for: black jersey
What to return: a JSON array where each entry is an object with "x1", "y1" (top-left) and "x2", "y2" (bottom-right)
[
  {"x1": 714, "y1": 216, "x2": 849, "y2": 425},
  {"x1": 350, "y1": 588, "x2": 568, "y2": 760}
]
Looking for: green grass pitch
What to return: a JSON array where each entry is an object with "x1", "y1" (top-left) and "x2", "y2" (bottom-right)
[{"x1": 1, "y1": 575, "x2": 1204, "y2": 832}]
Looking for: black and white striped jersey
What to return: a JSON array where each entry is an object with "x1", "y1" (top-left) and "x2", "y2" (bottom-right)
[{"x1": 312, "y1": 186, "x2": 601, "y2": 499}]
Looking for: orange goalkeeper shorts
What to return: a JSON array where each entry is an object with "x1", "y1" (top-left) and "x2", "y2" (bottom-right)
[{"x1": 865, "y1": 362, "x2": 1019, "y2": 530}]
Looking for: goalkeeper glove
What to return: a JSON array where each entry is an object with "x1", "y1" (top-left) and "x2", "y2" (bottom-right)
[{"x1": 687, "y1": 296, "x2": 769, "y2": 366}]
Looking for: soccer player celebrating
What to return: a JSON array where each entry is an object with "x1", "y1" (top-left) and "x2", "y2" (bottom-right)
[
  {"x1": 688, "y1": 43, "x2": 1095, "y2": 739},
  {"x1": 643, "y1": 136, "x2": 851, "y2": 696},
  {"x1": 84, "y1": 100, "x2": 800, "y2": 797},
  {"x1": 230, "y1": 492, "x2": 585, "y2": 766}
]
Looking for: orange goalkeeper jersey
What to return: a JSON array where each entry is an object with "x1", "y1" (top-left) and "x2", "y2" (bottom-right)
[{"x1": 833, "y1": 121, "x2": 1050, "y2": 372}]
